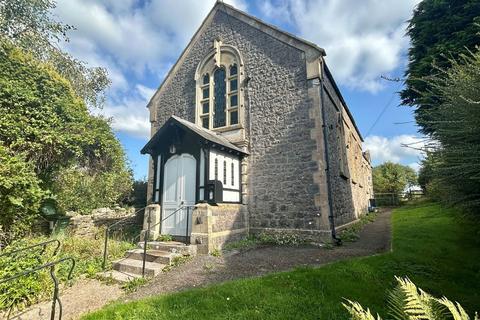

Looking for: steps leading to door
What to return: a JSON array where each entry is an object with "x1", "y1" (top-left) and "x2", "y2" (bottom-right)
[
  {"x1": 138, "y1": 241, "x2": 197, "y2": 256},
  {"x1": 98, "y1": 241, "x2": 197, "y2": 283},
  {"x1": 113, "y1": 258, "x2": 165, "y2": 277}
]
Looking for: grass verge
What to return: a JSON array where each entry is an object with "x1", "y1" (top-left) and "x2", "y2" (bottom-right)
[{"x1": 82, "y1": 202, "x2": 480, "y2": 319}]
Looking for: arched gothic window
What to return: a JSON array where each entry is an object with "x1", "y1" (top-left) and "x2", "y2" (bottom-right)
[{"x1": 196, "y1": 41, "x2": 243, "y2": 130}]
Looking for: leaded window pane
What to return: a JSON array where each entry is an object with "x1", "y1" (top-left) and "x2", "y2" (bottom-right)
[
  {"x1": 230, "y1": 64, "x2": 237, "y2": 76},
  {"x1": 202, "y1": 102, "x2": 209, "y2": 114},
  {"x1": 213, "y1": 68, "x2": 226, "y2": 128},
  {"x1": 202, "y1": 88, "x2": 209, "y2": 99},
  {"x1": 202, "y1": 117, "x2": 209, "y2": 129},
  {"x1": 230, "y1": 79, "x2": 237, "y2": 92},
  {"x1": 230, "y1": 94, "x2": 238, "y2": 107},
  {"x1": 203, "y1": 73, "x2": 209, "y2": 85},
  {"x1": 230, "y1": 110, "x2": 238, "y2": 125},
  {"x1": 231, "y1": 163, "x2": 235, "y2": 186}
]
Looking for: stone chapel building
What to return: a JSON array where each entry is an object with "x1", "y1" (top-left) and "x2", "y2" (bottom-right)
[{"x1": 141, "y1": 2, "x2": 374, "y2": 253}]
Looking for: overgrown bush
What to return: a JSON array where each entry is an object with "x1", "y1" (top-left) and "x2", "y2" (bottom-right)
[
  {"x1": 343, "y1": 276, "x2": 479, "y2": 319},
  {"x1": 53, "y1": 166, "x2": 132, "y2": 214},
  {"x1": 0, "y1": 238, "x2": 52, "y2": 311},
  {"x1": 0, "y1": 146, "x2": 46, "y2": 242},
  {"x1": 0, "y1": 38, "x2": 132, "y2": 219},
  {"x1": 416, "y1": 49, "x2": 480, "y2": 214},
  {"x1": 0, "y1": 234, "x2": 134, "y2": 312}
]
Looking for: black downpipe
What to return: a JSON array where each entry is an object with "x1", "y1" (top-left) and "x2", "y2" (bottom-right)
[{"x1": 319, "y1": 62, "x2": 342, "y2": 245}]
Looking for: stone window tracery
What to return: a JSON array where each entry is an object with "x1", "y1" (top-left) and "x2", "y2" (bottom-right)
[{"x1": 195, "y1": 40, "x2": 244, "y2": 131}]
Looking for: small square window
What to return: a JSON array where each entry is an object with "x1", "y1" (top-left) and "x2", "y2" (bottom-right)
[
  {"x1": 201, "y1": 117, "x2": 209, "y2": 129},
  {"x1": 230, "y1": 79, "x2": 238, "y2": 92},
  {"x1": 202, "y1": 88, "x2": 209, "y2": 99},
  {"x1": 230, "y1": 111, "x2": 238, "y2": 125},
  {"x1": 202, "y1": 102, "x2": 209, "y2": 114},
  {"x1": 230, "y1": 95, "x2": 238, "y2": 107}
]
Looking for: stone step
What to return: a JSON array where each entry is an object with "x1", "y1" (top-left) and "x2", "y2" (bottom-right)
[
  {"x1": 125, "y1": 249, "x2": 178, "y2": 264},
  {"x1": 112, "y1": 258, "x2": 165, "y2": 277},
  {"x1": 138, "y1": 241, "x2": 197, "y2": 256},
  {"x1": 96, "y1": 270, "x2": 142, "y2": 283}
]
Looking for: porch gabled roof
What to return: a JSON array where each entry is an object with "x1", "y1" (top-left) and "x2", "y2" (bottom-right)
[{"x1": 140, "y1": 116, "x2": 248, "y2": 155}]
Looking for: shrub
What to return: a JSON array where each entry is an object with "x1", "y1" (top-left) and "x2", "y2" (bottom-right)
[
  {"x1": 53, "y1": 166, "x2": 132, "y2": 214},
  {"x1": 0, "y1": 39, "x2": 133, "y2": 219},
  {"x1": 0, "y1": 234, "x2": 135, "y2": 312},
  {"x1": 0, "y1": 146, "x2": 46, "y2": 243},
  {"x1": 0, "y1": 237, "x2": 53, "y2": 311}
]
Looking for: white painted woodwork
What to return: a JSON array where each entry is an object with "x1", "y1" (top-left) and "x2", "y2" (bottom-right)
[
  {"x1": 161, "y1": 154, "x2": 196, "y2": 236},
  {"x1": 209, "y1": 149, "x2": 240, "y2": 202}
]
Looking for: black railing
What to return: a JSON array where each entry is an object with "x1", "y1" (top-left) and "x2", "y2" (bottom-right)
[
  {"x1": 0, "y1": 240, "x2": 75, "y2": 320},
  {"x1": 102, "y1": 207, "x2": 145, "y2": 270},
  {"x1": 141, "y1": 205, "x2": 195, "y2": 277}
]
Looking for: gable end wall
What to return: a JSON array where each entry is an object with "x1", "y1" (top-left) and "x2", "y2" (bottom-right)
[{"x1": 147, "y1": 10, "x2": 330, "y2": 237}]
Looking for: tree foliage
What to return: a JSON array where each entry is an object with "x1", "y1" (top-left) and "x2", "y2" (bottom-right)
[
  {"x1": 373, "y1": 162, "x2": 417, "y2": 195},
  {"x1": 417, "y1": 50, "x2": 480, "y2": 212},
  {"x1": 0, "y1": 39, "x2": 132, "y2": 222},
  {"x1": 400, "y1": 0, "x2": 480, "y2": 134},
  {"x1": 0, "y1": 0, "x2": 110, "y2": 108},
  {"x1": 0, "y1": 146, "x2": 46, "y2": 240}
]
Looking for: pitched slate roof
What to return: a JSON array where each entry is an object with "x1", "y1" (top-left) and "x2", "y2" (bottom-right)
[{"x1": 141, "y1": 116, "x2": 248, "y2": 155}]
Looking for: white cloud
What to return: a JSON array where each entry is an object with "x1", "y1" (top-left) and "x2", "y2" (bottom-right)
[
  {"x1": 54, "y1": 0, "x2": 246, "y2": 138},
  {"x1": 258, "y1": 0, "x2": 420, "y2": 92},
  {"x1": 92, "y1": 84, "x2": 154, "y2": 139},
  {"x1": 408, "y1": 162, "x2": 421, "y2": 172},
  {"x1": 363, "y1": 134, "x2": 426, "y2": 165}
]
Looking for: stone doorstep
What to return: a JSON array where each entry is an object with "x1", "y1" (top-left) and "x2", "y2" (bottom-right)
[
  {"x1": 97, "y1": 269, "x2": 142, "y2": 283},
  {"x1": 137, "y1": 241, "x2": 198, "y2": 256},
  {"x1": 125, "y1": 249, "x2": 178, "y2": 265},
  {"x1": 112, "y1": 258, "x2": 165, "y2": 277}
]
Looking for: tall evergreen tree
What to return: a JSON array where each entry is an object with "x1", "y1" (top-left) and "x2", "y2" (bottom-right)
[{"x1": 401, "y1": 0, "x2": 480, "y2": 134}]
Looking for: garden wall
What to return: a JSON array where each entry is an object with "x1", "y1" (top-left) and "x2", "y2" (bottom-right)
[{"x1": 67, "y1": 207, "x2": 144, "y2": 238}]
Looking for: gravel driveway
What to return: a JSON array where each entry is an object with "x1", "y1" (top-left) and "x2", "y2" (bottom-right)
[{"x1": 126, "y1": 208, "x2": 391, "y2": 302}]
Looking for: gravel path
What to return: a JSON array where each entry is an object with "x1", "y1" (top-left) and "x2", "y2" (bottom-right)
[
  {"x1": 126, "y1": 208, "x2": 392, "y2": 301},
  {"x1": 6, "y1": 278, "x2": 123, "y2": 320}
]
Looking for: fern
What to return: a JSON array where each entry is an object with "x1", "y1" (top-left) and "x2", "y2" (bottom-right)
[
  {"x1": 436, "y1": 297, "x2": 476, "y2": 320},
  {"x1": 343, "y1": 277, "x2": 478, "y2": 320},
  {"x1": 388, "y1": 276, "x2": 447, "y2": 320},
  {"x1": 342, "y1": 299, "x2": 382, "y2": 320}
]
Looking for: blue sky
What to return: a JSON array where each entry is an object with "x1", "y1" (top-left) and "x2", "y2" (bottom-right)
[{"x1": 54, "y1": 0, "x2": 425, "y2": 180}]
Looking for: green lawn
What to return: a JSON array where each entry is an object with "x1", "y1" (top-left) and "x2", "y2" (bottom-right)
[{"x1": 82, "y1": 202, "x2": 480, "y2": 319}]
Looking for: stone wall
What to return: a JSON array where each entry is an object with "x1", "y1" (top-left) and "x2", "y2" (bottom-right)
[
  {"x1": 191, "y1": 203, "x2": 248, "y2": 253},
  {"x1": 321, "y1": 69, "x2": 372, "y2": 227},
  {"x1": 67, "y1": 207, "x2": 143, "y2": 238}
]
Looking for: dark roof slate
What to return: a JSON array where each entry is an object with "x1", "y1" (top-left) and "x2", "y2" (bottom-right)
[{"x1": 141, "y1": 116, "x2": 248, "y2": 155}]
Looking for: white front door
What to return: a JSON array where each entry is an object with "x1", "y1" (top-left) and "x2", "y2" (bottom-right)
[{"x1": 161, "y1": 154, "x2": 196, "y2": 236}]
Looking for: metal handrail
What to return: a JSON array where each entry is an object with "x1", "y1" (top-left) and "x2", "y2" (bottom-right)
[
  {"x1": 0, "y1": 239, "x2": 61, "y2": 259},
  {"x1": 102, "y1": 207, "x2": 145, "y2": 270},
  {"x1": 141, "y1": 204, "x2": 196, "y2": 277},
  {"x1": 0, "y1": 257, "x2": 75, "y2": 320}
]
